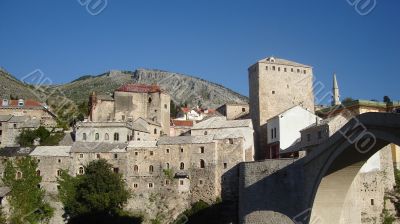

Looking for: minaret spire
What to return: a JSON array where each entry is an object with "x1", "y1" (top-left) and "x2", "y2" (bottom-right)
[{"x1": 332, "y1": 73, "x2": 341, "y2": 106}]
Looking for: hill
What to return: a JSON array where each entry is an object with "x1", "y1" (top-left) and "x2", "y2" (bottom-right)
[{"x1": 0, "y1": 68, "x2": 40, "y2": 100}]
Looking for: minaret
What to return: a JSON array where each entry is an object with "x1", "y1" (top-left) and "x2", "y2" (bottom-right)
[{"x1": 332, "y1": 73, "x2": 341, "y2": 106}]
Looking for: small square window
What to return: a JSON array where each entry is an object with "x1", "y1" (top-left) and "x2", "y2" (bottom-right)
[
  {"x1": 58, "y1": 159, "x2": 61, "y2": 163},
  {"x1": 199, "y1": 180, "x2": 203, "y2": 185},
  {"x1": 224, "y1": 163, "x2": 227, "y2": 169},
  {"x1": 96, "y1": 154, "x2": 101, "y2": 159},
  {"x1": 114, "y1": 154, "x2": 118, "y2": 159},
  {"x1": 150, "y1": 151, "x2": 154, "y2": 156},
  {"x1": 166, "y1": 148, "x2": 170, "y2": 153},
  {"x1": 79, "y1": 154, "x2": 84, "y2": 158},
  {"x1": 113, "y1": 167, "x2": 119, "y2": 173},
  {"x1": 272, "y1": 91, "x2": 275, "y2": 94},
  {"x1": 135, "y1": 152, "x2": 138, "y2": 156}
]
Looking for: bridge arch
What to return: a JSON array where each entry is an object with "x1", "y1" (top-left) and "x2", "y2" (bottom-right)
[{"x1": 305, "y1": 113, "x2": 400, "y2": 224}]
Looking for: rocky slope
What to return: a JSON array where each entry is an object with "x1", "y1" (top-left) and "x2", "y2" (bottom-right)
[
  {"x1": 0, "y1": 68, "x2": 248, "y2": 108},
  {"x1": 0, "y1": 68, "x2": 40, "y2": 100}
]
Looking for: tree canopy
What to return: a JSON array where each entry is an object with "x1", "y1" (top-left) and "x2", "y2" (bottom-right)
[
  {"x1": 57, "y1": 159, "x2": 137, "y2": 224},
  {"x1": 2, "y1": 156, "x2": 53, "y2": 224}
]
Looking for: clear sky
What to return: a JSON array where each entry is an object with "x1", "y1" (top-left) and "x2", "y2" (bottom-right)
[{"x1": 0, "y1": 0, "x2": 399, "y2": 105}]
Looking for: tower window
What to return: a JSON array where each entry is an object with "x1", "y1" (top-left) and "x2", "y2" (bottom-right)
[
  {"x1": 134, "y1": 165, "x2": 138, "y2": 172},
  {"x1": 148, "y1": 97, "x2": 152, "y2": 103},
  {"x1": 200, "y1": 147, "x2": 205, "y2": 153},
  {"x1": 224, "y1": 163, "x2": 227, "y2": 169},
  {"x1": 180, "y1": 162, "x2": 185, "y2": 170},
  {"x1": 371, "y1": 199, "x2": 374, "y2": 205},
  {"x1": 149, "y1": 165, "x2": 154, "y2": 173},
  {"x1": 114, "y1": 133, "x2": 119, "y2": 141},
  {"x1": 200, "y1": 159, "x2": 205, "y2": 168},
  {"x1": 272, "y1": 91, "x2": 275, "y2": 94},
  {"x1": 180, "y1": 180, "x2": 184, "y2": 185}
]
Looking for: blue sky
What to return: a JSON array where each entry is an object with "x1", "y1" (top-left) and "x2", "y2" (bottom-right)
[{"x1": 0, "y1": 0, "x2": 399, "y2": 105}]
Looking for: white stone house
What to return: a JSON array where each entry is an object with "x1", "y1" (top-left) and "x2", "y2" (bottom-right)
[{"x1": 266, "y1": 106, "x2": 321, "y2": 159}]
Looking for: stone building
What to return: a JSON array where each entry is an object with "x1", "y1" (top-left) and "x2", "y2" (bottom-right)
[
  {"x1": 88, "y1": 83, "x2": 170, "y2": 136},
  {"x1": 248, "y1": 56, "x2": 315, "y2": 159},
  {"x1": 0, "y1": 115, "x2": 40, "y2": 148},
  {"x1": 0, "y1": 99, "x2": 57, "y2": 127},
  {"x1": 216, "y1": 103, "x2": 249, "y2": 120}
]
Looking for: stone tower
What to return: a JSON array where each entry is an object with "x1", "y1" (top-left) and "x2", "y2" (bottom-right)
[
  {"x1": 248, "y1": 56, "x2": 315, "y2": 159},
  {"x1": 332, "y1": 73, "x2": 341, "y2": 106}
]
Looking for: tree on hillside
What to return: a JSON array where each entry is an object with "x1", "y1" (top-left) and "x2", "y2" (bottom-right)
[
  {"x1": 58, "y1": 159, "x2": 138, "y2": 224},
  {"x1": 2, "y1": 157, "x2": 53, "y2": 224}
]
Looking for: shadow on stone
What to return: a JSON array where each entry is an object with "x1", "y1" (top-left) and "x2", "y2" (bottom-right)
[{"x1": 67, "y1": 212, "x2": 142, "y2": 224}]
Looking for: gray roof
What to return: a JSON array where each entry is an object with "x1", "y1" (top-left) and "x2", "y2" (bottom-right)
[
  {"x1": 131, "y1": 121, "x2": 149, "y2": 133},
  {"x1": 213, "y1": 131, "x2": 245, "y2": 140},
  {"x1": 0, "y1": 187, "x2": 10, "y2": 197},
  {"x1": 0, "y1": 115, "x2": 12, "y2": 122},
  {"x1": 0, "y1": 147, "x2": 33, "y2": 157},
  {"x1": 192, "y1": 116, "x2": 251, "y2": 130},
  {"x1": 258, "y1": 57, "x2": 311, "y2": 68},
  {"x1": 71, "y1": 142, "x2": 128, "y2": 153},
  {"x1": 158, "y1": 135, "x2": 214, "y2": 145},
  {"x1": 128, "y1": 141, "x2": 158, "y2": 148},
  {"x1": 30, "y1": 146, "x2": 71, "y2": 157},
  {"x1": 77, "y1": 121, "x2": 130, "y2": 128}
]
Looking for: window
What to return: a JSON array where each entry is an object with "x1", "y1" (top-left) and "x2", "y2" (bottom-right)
[
  {"x1": 229, "y1": 139, "x2": 234, "y2": 144},
  {"x1": 58, "y1": 159, "x2": 61, "y2": 163},
  {"x1": 113, "y1": 167, "x2": 119, "y2": 173},
  {"x1": 78, "y1": 167, "x2": 84, "y2": 175},
  {"x1": 278, "y1": 67, "x2": 280, "y2": 72},
  {"x1": 149, "y1": 165, "x2": 154, "y2": 173},
  {"x1": 148, "y1": 97, "x2": 152, "y2": 103},
  {"x1": 284, "y1": 68, "x2": 287, "y2": 72},
  {"x1": 114, "y1": 154, "x2": 118, "y2": 159},
  {"x1": 307, "y1": 134, "x2": 311, "y2": 142},
  {"x1": 165, "y1": 180, "x2": 170, "y2": 185},
  {"x1": 297, "y1": 69, "x2": 300, "y2": 73},
  {"x1": 154, "y1": 129, "x2": 157, "y2": 134},
  {"x1": 200, "y1": 147, "x2": 205, "y2": 154},
  {"x1": 96, "y1": 154, "x2": 101, "y2": 159},
  {"x1": 105, "y1": 133, "x2": 109, "y2": 140},
  {"x1": 83, "y1": 133, "x2": 87, "y2": 141},
  {"x1": 224, "y1": 163, "x2": 227, "y2": 169},
  {"x1": 274, "y1": 128, "x2": 277, "y2": 138},
  {"x1": 164, "y1": 104, "x2": 167, "y2": 109},
  {"x1": 13, "y1": 123, "x2": 17, "y2": 128},
  {"x1": 180, "y1": 148, "x2": 184, "y2": 153},
  {"x1": 133, "y1": 183, "x2": 138, "y2": 188},
  {"x1": 271, "y1": 129, "x2": 274, "y2": 139},
  {"x1": 204, "y1": 131, "x2": 208, "y2": 135},
  {"x1": 150, "y1": 151, "x2": 154, "y2": 156},
  {"x1": 0, "y1": 130, "x2": 2, "y2": 135},
  {"x1": 36, "y1": 170, "x2": 41, "y2": 176},
  {"x1": 148, "y1": 183, "x2": 154, "y2": 188},
  {"x1": 165, "y1": 163, "x2": 170, "y2": 169},
  {"x1": 242, "y1": 108, "x2": 246, "y2": 112},
  {"x1": 272, "y1": 66, "x2": 276, "y2": 71},
  {"x1": 318, "y1": 131, "x2": 322, "y2": 139},
  {"x1": 57, "y1": 170, "x2": 62, "y2": 177},
  {"x1": 199, "y1": 180, "x2": 203, "y2": 185},
  {"x1": 180, "y1": 162, "x2": 185, "y2": 170},
  {"x1": 291, "y1": 68, "x2": 294, "y2": 72},
  {"x1": 122, "y1": 115, "x2": 125, "y2": 121},
  {"x1": 287, "y1": 84, "x2": 289, "y2": 88},
  {"x1": 371, "y1": 199, "x2": 374, "y2": 206},
  {"x1": 135, "y1": 151, "x2": 138, "y2": 156},
  {"x1": 266, "y1": 66, "x2": 268, "y2": 70},
  {"x1": 304, "y1": 70, "x2": 306, "y2": 74},
  {"x1": 180, "y1": 180, "x2": 184, "y2": 185},
  {"x1": 200, "y1": 159, "x2": 205, "y2": 168},
  {"x1": 134, "y1": 165, "x2": 138, "y2": 172},
  {"x1": 95, "y1": 133, "x2": 99, "y2": 141},
  {"x1": 114, "y1": 133, "x2": 119, "y2": 141},
  {"x1": 79, "y1": 153, "x2": 84, "y2": 158},
  {"x1": 16, "y1": 171, "x2": 22, "y2": 179},
  {"x1": 166, "y1": 148, "x2": 170, "y2": 153},
  {"x1": 57, "y1": 185, "x2": 61, "y2": 190},
  {"x1": 127, "y1": 135, "x2": 130, "y2": 141},
  {"x1": 272, "y1": 91, "x2": 275, "y2": 94}
]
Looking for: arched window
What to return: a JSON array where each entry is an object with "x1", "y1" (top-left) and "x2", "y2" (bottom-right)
[
  {"x1": 104, "y1": 133, "x2": 109, "y2": 140},
  {"x1": 165, "y1": 163, "x2": 170, "y2": 169},
  {"x1": 200, "y1": 159, "x2": 205, "y2": 168},
  {"x1": 114, "y1": 133, "x2": 119, "y2": 141},
  {"x1": 95, "y1": 133, "x2": 99, "y2": 141},
  {"x1": 78, "y1": 167, "x2": 84, "y2": 175},
  {"x1": 134, "y1": 165, "x2": 138, "y2": 172},
  {"x1": 154, "y1": 129, "x2": 157, "y2": 134},
  {"x1": 149, "y1": 165, "x2": 154, "y2": 173},
  {"x1": 82, "y1": 133, "x2": 87, "y2": 141},
  {"x1": 36, "y1": 170, "x2": 41, "y2": 176},
  {"x1": 16, "y1": 171, "x2": 22, "y2": 179},
  {"x1": 57, "y1": 170, "x2": 62, "y2": 177},
  {"x1": 180, "y1": 162, "x2": 184, "y2": 170}
]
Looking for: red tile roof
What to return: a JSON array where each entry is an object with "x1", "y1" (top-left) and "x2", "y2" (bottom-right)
[
  {"x1": 1, "y1": 99, "x2": 43, "y2": 109},
  {"x1": 116, "y1": 83, "x2": 162, "y2": 93},
  {"x1": 171, "y1": 120, "x2": 194, "y2": 127}
]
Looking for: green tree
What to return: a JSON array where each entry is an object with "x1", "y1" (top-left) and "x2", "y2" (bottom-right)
[
  {"x1": 16, "y1": 129, "x2": 37, "y2": 147},
  {"x1": 170, "y1": 100, "x2": 180, "y2": 118},
  {"x1": 58, "y1": 159, "x2": 135, "y2": 223},
  {"x1": 17, "y1": 126, "x2": 64, "y2": 147},
  {"x1": 2, "y1": 157, "x2": 53, "y2": 224}
]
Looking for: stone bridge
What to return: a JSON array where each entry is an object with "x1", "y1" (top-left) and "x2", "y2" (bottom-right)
[{"x1": 238, "y1": 112, "x2": 400, "y2": 224}]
